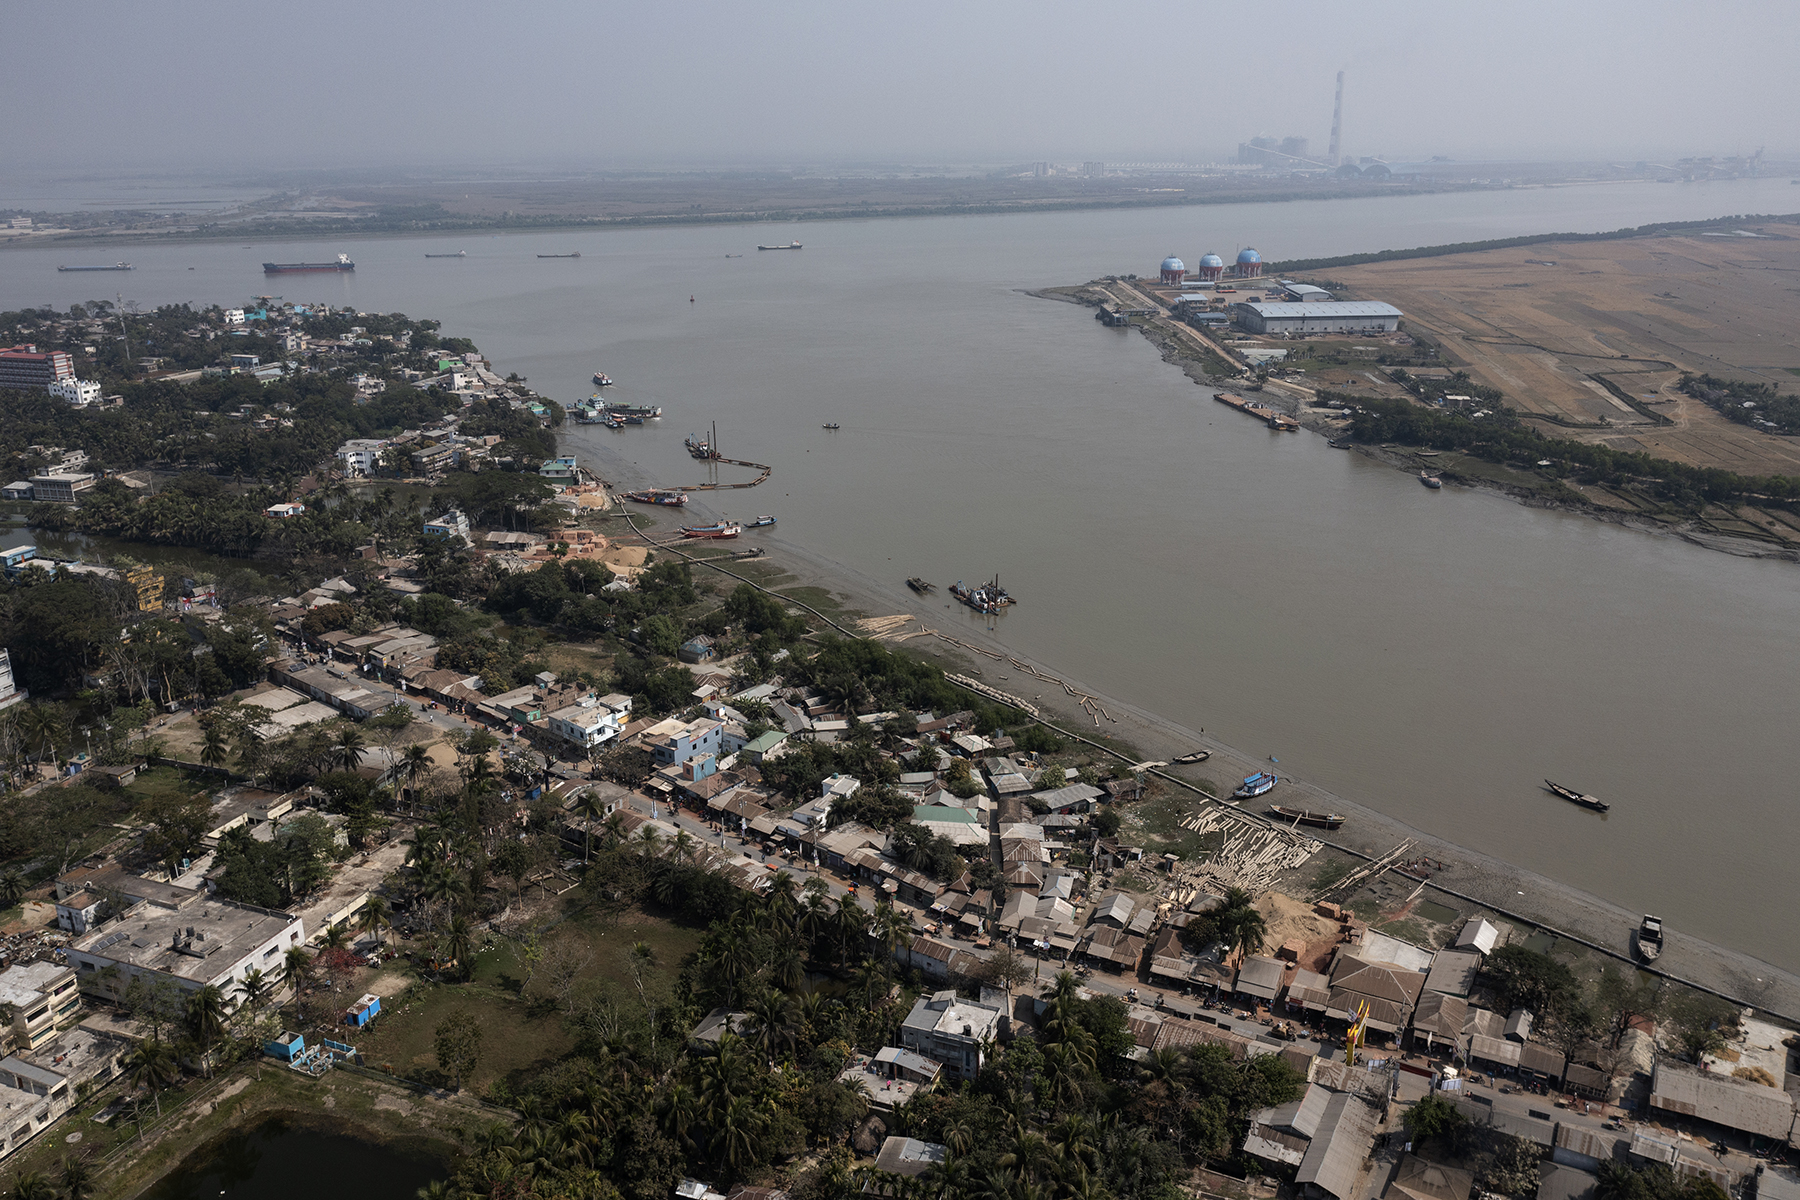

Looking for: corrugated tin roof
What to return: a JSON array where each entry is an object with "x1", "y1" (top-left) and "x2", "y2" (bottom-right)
[
  {"x1": 1242, "y1": 301, "x2": 1403, "y2": 318},
  {"x1": 1296, "y1": 1093, "x2": 1382, "y2": 1200},
  {"x1": 1650, "y1": 1058, "x2": 1797, "y2": 1140},
  {"x1": 1237, "y1": 955, "x2": 1287, "y2": 1000}
]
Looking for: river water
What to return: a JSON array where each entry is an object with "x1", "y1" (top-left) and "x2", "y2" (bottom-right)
[
  {"x1": 6, "y1": 178, "x2": 1799, "y2": 967},
  {"x1": 139, "y1": 1116, "x2": 447, "y2": 1199}
]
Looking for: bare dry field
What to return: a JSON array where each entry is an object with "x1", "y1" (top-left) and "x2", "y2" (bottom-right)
[{"x1": 1328, "y1": 224, "x2": 1800, "y2": 476}]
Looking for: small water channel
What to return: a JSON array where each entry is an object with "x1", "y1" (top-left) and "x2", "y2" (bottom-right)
[{"x1": 140, "y1": 1116, "x2": 450, "y2": 1200}]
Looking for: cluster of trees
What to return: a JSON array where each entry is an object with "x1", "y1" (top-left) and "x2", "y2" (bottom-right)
[
  {"x1": 1478, "y1": 946, "x2": 1739, "y2": 1065},
  {"x1": 1681, "y1": 373, "x2": 1800, "y2": 436},
  {"x1": 427, "y1": 810, "x2": 1306, "y2": 1200},
  {"x1": 1345, "y1": 396, "x2": 1800, "y2": 511},
  {"x1": 1178, "y1": 887, "x2": 1268, "y2": 963}
]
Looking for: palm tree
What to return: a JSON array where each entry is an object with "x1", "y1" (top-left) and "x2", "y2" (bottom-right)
[
  {"x1": 186, "y1": 985, "x2": 229, "y2": 1051},
  {"x1": 441, "y1": 915, "x2": 475, "y2": 979},
  {"x1": 283, "y1": 947, "x2": 312, "y2": 1018},
  {"x1": 0, "y1": 869, "x2": 25, "y2": 907},
  {"x1": 658, "y1": 1080, "x2": 701, "y2": 1152},
  {"x1": 1224, "y1": 905, "x2": 1267, "y2": 964},
  {"x1": 415, "y1": 1181, "x2": 457, "y2": 1200},
  {"x1": 124, "y1": 1040, "x2": 179, "y2": 1116},
  {"x1": 715, "y1": 1094, "x2": 767, "y2": 1177},
  {"x1": 59, "y1": 1157, "x2": 94, "y2": 1200},
  {"x1": 332, "y1": 723, "x2": 368, "y2": 773},
  {"x1": 400, "y1": 744, "x2": 433, "y2": 810},
  {"x1": 747, "y1": 990, "x2": 798, "y2": 1062},
  {"x1": 358, "y1": 896, "x2": 392, "y2": 951},
  {"x1": 200, "y1": 725, "x2": 231, "y2": 771},
  {"x1": 10, "y1": 1171, "x2": 55, "y2": 1200},
  {"x1": 239, "y1": 968, "x2": 272, "y2": 1020}
]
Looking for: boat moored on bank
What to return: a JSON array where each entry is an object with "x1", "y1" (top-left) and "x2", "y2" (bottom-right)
[
  {"x1": 680, "y1": 523, "x2": 741, "y2": 539},
  {"x1": 1234, "y1": 772, "x2": 1279, "y2": 799},
  {"x1": 622, "y1": 489, "x2": 688, "y2": 507},
  {"x1": 1269, "y1": 805, "x2": 1345, "y2": 830},
  {"x1": 1636, "y1": 914, "x2": 1664, "y2": 961}
]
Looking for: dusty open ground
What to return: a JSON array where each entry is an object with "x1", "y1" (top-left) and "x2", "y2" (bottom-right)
[{"x1": 1327, "y1": 224, "x2": 1800, "y2": 476}]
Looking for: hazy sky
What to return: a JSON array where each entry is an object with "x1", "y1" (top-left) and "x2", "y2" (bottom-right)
[{"x1": 7, "y1": 0, "x2": 1792, "y2": 171}]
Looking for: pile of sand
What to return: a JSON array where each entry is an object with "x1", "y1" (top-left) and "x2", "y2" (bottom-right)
[
  {"x1": 601, "y1": 545, "x2": 649, "y2": 577},
  {"x1": 1256, "y1": 891, "x2": 1342, "y2": 949}
]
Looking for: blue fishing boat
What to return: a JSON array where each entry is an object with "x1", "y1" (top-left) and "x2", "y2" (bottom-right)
[{"x1": 1233, "y1": 772, "x2": 1279, "y2": 799}]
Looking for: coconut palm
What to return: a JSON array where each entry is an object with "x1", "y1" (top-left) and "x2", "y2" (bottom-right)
[
  {"x1": 186, "y1": 984, "x2": 229, "y2": 1050},
  {"x1": 358, "y1": 895, "x2": 392, "y2": 951},
  {"x1": 441, "y1": 915, "x2": 475, "y2": 979},
  {"x1": 239, "y1": 968, "x2": 272, "y2": 1019},
  {"x1": 0, "y1": 869, "x2": 25, "y2": 907},
  {"x1": 10, "y1": 1171, "x2": 55, "y2": 1200},
  {"x1": 200, "y1": 725, "x2": 231, "y2": 771},
  {"x1": 715, "y1": 1094, "x2": 767, "y2": 1176},
  {"x1": 282, "y1": 947, "x2": 312, "y2": 1017},
  {"x1": 124, "y1": 1039, "x2": 179, "y2": 1116},
  {"x1": 332, "y1": 723, "x2": 368, "y2": 773},
  {"x1": 59, "y1": 1157, "x2": 94, "y2": 1200},
  {"x1": 400, "y1": 744, "x2": 433, "y2": 810},
  {"x1": 746, "y1": 990, "x2": 798, "y2": 1062}
]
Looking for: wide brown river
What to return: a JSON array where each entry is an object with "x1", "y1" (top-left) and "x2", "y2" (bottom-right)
[{"x1": 8, "y1": 178, "x2": 1800, "y2": 966}]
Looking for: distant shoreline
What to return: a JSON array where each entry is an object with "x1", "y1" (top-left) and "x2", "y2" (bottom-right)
[{"x1": 0, "y1": 179, "x2": 1508, "y2": 250}]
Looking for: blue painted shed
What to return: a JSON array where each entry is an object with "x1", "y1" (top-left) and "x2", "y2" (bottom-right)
[
  {"x1": 265, "y1": 1031, "x2": 305, "y2": 1061},
  {"x1": 346, "y1": 993, "x2": 381, "y2": 1028}
]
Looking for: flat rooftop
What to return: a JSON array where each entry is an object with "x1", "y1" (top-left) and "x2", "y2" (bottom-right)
[{"x1": 73, "y1": 898, "x2": 297, "y2": 984}]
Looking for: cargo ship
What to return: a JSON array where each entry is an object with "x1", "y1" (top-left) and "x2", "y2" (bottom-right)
[
  {"x1": 757, "y1": 241, "x2": 802, "y2": 251},
  {"x1": 264, "y1": 254, "x2": 354, "y2": 274},
  {"x1": 538, "y1": 252, "x2": 581, "y2": 258},
  {"x1": 680, "y1": 522, "x2": 741, "y2": 540},
  {"x1": 58, "y1": 263, "x2": 133, "y2": 272},
  {"x1": 604, "y1": 402, "x2": 661, "y2": 418},
  {"x1": 1233, "y1": 772, "x2": 1279, "y2": 799},
  {"x1": 425, "y1": 251, "x2": 466, "y2": 258},
  {"x1": 621, "y1": 490, "x2": 687, "y2": 507}
]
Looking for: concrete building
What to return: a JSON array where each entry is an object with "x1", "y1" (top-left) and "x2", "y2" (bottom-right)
[
  {"x1": 1234, "y1": 301, "x2": 1402, "y2": 335},
  {"x1": 899, "y1": 990, "x2": 1002, "y2": 1083},
  {"x1": 1159, "y1": 255, "x2": 1187, "y2": 286},
  {"x1": 264, "y1": 502, "x2": 306, "y2": 519},
  {"x1": 645, "y1": 717, "x2": 723, "y2": 767},
  {"x1": 422, "y1": 509, "x2": 471, "y2": 544},
  {"x1": 46, "y1": 379, "x2": 101, "y2": 407},
  {"x1": 1195, "y1": 253, "x2": 1226, "y2": 282},
  {"x1": 0, "y1": 547, "x2": 38, "y2": 580},
  {"x1": 1279, "y1": 282, "x2": 1333, "y2": 302},
  {"x1": 0, "y1": 962, "x2": 80, "y2": 1052},
  {"x1": 337, "y1": 439, "x2": 386, "y2": 476},
  {"x1": 0, "y1": 347, "x2": 74, "y2": 392},
  {"x1": 0, "y1": 1028, "x2": 125, "y2": 1164},
  {"x1": 546, "y1": 698, "x2": 627, "y2": 752},
  {"x1": 66, "y1": 895, "x2": 304, "y2": 1006},
  {"x1": 539, "y1": 455, "x2": 577, "y2": 483},
  {"x1": 0, "y1": 650, "x2": 25, "y2": 713},
  {"x1": 26, "y1": 474, "x2": 94, "y2": 504}
]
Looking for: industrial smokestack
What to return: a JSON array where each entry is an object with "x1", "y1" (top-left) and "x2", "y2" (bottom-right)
[{"x1": 1328, "y1": 71, "x2": 1345, "y2": 166}]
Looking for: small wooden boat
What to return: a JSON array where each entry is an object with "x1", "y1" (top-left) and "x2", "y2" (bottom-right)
[
  {"x1": 1172, "y1": 750, "x2": 1212, "y2": 764},
  {"x1": 1269, "y1": 805, "x2": 1345, "y2": 830},
  {"x1": 906, "y1": 577, "x2": 936, "y2": 594},
  {"x1": 592, "y1": 372, "x2": 614, "y2": 386},
  {"x1": 1420, "y1": 472, "x2": 1442, "y2": 489},
  {"x1": 1544, "y1": 780, "x2": 1609, "y2": 812},
  {"x1": 748, "y1": 516, "x2": 776, "y2": 527},
  {"x1": 1636, "y1": 914, "x2": 1664, "y2": 962},
  {"x1": 822, "y1": 423, "x2": 840, "y2": 430}
]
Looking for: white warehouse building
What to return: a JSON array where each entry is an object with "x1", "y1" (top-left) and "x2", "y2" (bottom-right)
[{"x1": 1234, "y1": 300, "x2": 1402, "y2": 335}]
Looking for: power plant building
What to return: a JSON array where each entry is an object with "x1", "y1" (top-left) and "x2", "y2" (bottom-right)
[{"x1": 1233, "y1": 301, "x2": 1402, "y2": 335}]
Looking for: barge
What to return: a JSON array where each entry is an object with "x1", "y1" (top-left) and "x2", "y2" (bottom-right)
[{"x1": 264, "y1": 254, "x2": 354, "y2": 273}]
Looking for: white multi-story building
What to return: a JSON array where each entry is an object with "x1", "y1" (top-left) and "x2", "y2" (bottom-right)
[
  {"x1": 222, "y1": 308, "x2": 245, "y2": 326},
  {"x1": 66, "y1": 896, "x2": 304, "y2": 1007},
  {"x1": 546, "y1": 693, "x2": 632, "y2": 752},
  {"x1": 900, "y1": 990, "x2": 1003, "y2": 1082},
  {"x1": 0, "y1": 649, "x2": 24, "y2": 713},
  {"x1": 337, "y1": 438, "x2": 386, "y2": 476},
  {"x1": 46, "y1": 379, "x2": 101, "y2": 407},
  {"x1": 0, "y1": 962, "x2": 81, "y2": 1052},
  {"x1": 422, "y1": 509, "x2": 471, "y2": 544}
]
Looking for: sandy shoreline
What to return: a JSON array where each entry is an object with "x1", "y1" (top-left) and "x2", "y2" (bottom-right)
[{"x1": 566, "y1": 411, "x2": 1800, "y2": 1026}]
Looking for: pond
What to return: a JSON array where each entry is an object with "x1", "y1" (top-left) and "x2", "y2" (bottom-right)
[{"x1": 141, "y1": 1116, "x2": 451, "y2": 1200}]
